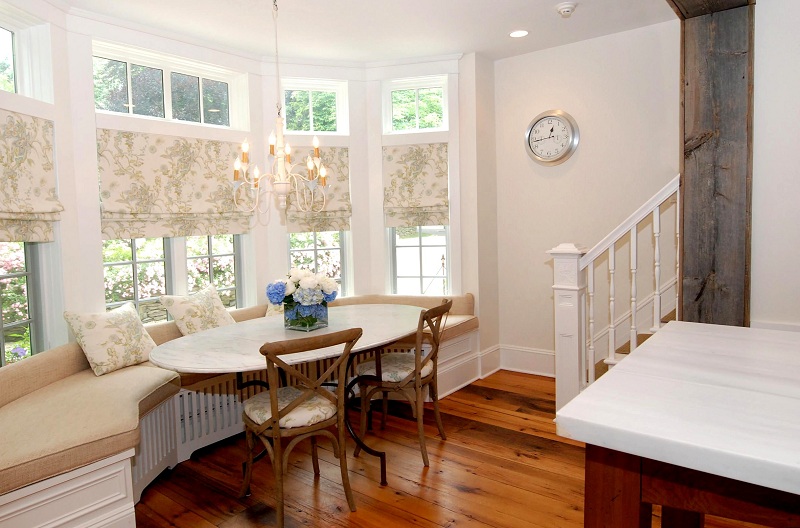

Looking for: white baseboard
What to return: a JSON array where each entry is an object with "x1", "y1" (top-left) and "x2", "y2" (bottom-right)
[
  {"x1": 0, "y1": 450, "x2": 136, "y2": 528},
  {"x1": 751, "y1": 320, "x2": 800, "y2": 333},
  {"x1": 498, "y1": 345, "x2": 555, "y2": 377},
  {"x1": 479, "y1": 345, "x2": 501, "y2": 378}
]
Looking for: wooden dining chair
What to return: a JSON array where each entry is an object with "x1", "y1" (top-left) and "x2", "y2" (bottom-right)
[
  {"x1": 239, "y1": 327, "x2": 362, "y2": 527},
  {"x1": 354, "y1": 299, "x2": 452, "y2": 467}
]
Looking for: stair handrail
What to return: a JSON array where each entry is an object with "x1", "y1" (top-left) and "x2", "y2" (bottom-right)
[{"x1": 579, "y1": 174, "x2": 680, "y2": 270}]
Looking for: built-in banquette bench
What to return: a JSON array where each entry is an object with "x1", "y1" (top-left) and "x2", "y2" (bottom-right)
[
  {"x1": 0, "y1": 296, "x2": 477, "y2": 527},
  {"x1": 0, "y1": 305, "x2": 267, "y2": 528}
]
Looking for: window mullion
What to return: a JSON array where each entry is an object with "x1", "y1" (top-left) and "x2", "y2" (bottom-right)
[
  {"x1": 163, "y1": 68, "x2": 173, "y2": 120},
  {"x1": 308, "y1": 91, "x2": 314, "y2": 132}
]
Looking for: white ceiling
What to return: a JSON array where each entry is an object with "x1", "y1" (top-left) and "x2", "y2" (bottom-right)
[{"x1": 57, "y1": 0, "x2": 677, "y2": 64}]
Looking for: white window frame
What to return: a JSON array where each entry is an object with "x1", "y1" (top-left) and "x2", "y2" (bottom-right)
[
  {"x1": 282, "y1": 78, "x2": 349, "y2": 136},
  {"x1": 0, "y1": 242, "x2": 44, "y2": 366},
  {"x1": 382, "y1": 75, "x2": 448, "y2": 135},
  {"x1": 92, "y1": 41, "x2": 249, "y2": 130},
  {"x1": 0, "y1": 4, "x2": 53, "y2": 103},
  {"x1": 287, "y1": 230, "x2": 349, "y2": 295},
  {"x1": 388, "y1": 226, "x2": 450, "y2": 296},
  {"x1": 185, "y1": 234, "x2": 243, "y2": 307}
]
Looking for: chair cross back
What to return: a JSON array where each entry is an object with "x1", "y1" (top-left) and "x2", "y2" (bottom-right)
[
  {"x1": 257, "y1": 328, "x2": 362, "y2": 432},
  {"x1": 404, "y1": 298, "x2": 452, "y2": 385}
]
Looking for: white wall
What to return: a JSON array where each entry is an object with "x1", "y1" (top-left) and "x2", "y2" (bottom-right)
[
  {"x1": 751, "y1": 0, "x2": 800, "y2": 332},
  {"x1": 493, "y1": 20, "x2": 680, "y2": 358}
]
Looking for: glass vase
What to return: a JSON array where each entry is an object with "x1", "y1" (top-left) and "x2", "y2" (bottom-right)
[{"x1": 283, "y1": 300, "x2": 328, "y2": 332}]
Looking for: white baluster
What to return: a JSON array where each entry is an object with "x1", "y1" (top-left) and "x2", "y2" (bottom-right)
[
  {"x1": 675, "y1": 189, "x2": 681, "y2": 321},
  {"x1": 652, "y1": 207, "x2": 662, "y2": 332},
  {"x1": 630, "y1": 227, "x2": 638, "y2": 352},
  {"x1": 607, "y1": 243, "x2": 616, "y2": 365},
  {"x1": 587, "y1": 261, "x2": 596, "y2": 385}
]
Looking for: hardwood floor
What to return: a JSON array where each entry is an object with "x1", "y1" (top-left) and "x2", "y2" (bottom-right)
[{"x1": 135, "y1": 371, "x2": 764, "y2": 527}]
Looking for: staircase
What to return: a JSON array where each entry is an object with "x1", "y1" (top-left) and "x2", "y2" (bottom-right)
[
  {"x1": 549, "y1": 175, "x2": 680, "y2": 410},
  {"x1": 594, "y1": 309, "x2": 676, "y2": 378}
]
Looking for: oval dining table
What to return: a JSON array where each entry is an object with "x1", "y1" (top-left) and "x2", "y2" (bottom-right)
[{"x1": 149, "y1": 303, "x2": 424, "y2": 485}]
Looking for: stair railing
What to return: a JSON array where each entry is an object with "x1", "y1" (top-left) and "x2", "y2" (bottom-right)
[{"x1": 548, "y1": 174, "x2": 680, "y2": 410}]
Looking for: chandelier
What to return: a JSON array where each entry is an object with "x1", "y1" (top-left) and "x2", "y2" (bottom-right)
[{"x1": 233, "y1": 0, "x2": 328, "y2": 215}]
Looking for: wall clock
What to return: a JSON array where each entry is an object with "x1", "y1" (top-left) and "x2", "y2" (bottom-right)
[{"x1": 524, "y1": 110, "x2": 580, "y2": 166}]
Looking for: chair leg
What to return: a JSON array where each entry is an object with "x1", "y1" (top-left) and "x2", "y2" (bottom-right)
[
  {"x1": 239, "y1": 428, "x2": 254, "y2": 498},
  {"x1": 310, "y1": 436, "x2": 320, "y2": 476},
  {"x1": 416, "y1": 388, "x2": 429, "y2": 467},
  {"x1": 430, "y1": 379, "x2": 447, "y2": 440},
  {"x1": 274, "y1": 438, "x2": 285, "y2": 528},
  {"x1": 354, "y1": 384, "x2": 368, "y2": 457},
  {"x1": 380, "y1": 391, "x2": 389, "y2": 430},
  {"x1": 337, "y1": 424, "x2": 357, "y2": 512}
]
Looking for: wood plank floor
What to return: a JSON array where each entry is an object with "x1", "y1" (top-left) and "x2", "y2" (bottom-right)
[{"x1": 136, "y1": 371, "x2": 764, "y2": 527}]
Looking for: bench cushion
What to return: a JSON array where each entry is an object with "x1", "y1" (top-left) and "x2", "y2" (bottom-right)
[{"x1": 0, "y1": 365, "x2": 179, "y2": 495}]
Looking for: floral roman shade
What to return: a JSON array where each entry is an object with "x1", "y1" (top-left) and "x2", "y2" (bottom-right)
[
  {"x1": 0, "y1": 109, "x2": 64, "y2": 242},
  {"x1": 97, "y1": 129, "x2": 251, "y2": 239},
  {"x1": 285, "y1": 146, "x2": 351, "y2": 233},
  {"x1": 382, "y1": 143, "x2": 449, "y2": 228}
]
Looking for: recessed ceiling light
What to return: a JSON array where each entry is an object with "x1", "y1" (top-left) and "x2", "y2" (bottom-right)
[{"x1": 510, "y1": 30, "x2": 529, "y2": 38}]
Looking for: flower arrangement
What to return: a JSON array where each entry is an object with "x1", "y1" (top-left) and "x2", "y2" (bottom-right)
[{"x1": 266, "y1": 268, "x2": 338, "y2": 331}]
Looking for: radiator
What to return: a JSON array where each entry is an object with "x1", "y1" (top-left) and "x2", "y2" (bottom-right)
[
  {"x1": 174, "y1": 371, "x2": 269, "y2": 464},
  {"x1": 132, "y1": 399, "x2": 177, "y2": 503}
]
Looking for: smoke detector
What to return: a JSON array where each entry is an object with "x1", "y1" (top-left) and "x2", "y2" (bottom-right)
[{"x1": 555, "y1": 2, "x2": 577, "y2": 18}]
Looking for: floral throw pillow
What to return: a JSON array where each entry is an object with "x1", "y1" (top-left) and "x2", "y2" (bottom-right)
[
  {"x1": 64, "y1": 302, "x2": 156, "y2": 376},
  {"x1": 160, "y1": 284, "x2": 235, "y2": 336}
]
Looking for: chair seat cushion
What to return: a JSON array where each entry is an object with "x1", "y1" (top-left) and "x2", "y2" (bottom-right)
[
  {"x1": 356, "y1": 352, "x2": 433, "y2": 382},
  {"x1": 243, "y1": 387, "x2": 336, "y2": 428}
]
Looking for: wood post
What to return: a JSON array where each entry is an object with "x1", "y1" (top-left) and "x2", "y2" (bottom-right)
[{"x1": 667, "y1": 0, "x2": 754, "y2": 326}]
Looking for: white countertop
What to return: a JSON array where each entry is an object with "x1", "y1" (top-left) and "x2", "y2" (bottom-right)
[
  {"x1": 149, "y1": 304, "x2": 422, "y2": 374},
  {"x1": 556, "y1": 321, "x2": 800, "y2": 495}
]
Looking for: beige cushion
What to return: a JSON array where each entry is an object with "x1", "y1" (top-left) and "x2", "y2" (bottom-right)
[
  {"x1": 244, "y1": 387, "x2": 336, "y2": 428},
  {"x1": 64, "y1": 302, "x2": 156, "y2": 376},
  {"x1": 329, "y1": 293, "x2": 475, "y2": 316},
  {"x1": 356, "y1": 353, "x2": 433, "y2": 382},
  {"x1": 0, "y1": 365, "x2": 179, "y2": 495},
  {"x1": 160, "y1": 284, "x2": 235, "y2": 335}
]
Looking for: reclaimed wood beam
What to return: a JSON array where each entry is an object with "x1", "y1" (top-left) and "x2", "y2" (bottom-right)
[
  {"x1": 680, "y1": 5, "x2": 754, "y2": 325},
  {"x1": 666, "y1": 0, "x2": 756, "y2": 19}
]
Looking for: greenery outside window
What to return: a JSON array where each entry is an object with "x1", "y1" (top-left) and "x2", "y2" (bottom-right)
[
  {"x1": 103, "y1": 238, "x2": 171, "y2": 323},
  {"x1": 282, "y1": 79, "x2": 348, "y2": 135},
  {"x1": 390, "y1": 226, "x2": 449, "y2": 295},
  {"x1": 186, "y1": 235, "x2": 239, "y2": 307},
  {"x1": 289, "y1": 231, "x2": 345, "y2": 291},
  {"x1": 93, "y1": 52, "x2": 232, "y2": 127},
  {"x1": 0, "y1": 26, "x2": 15, "y2": 93},
  {"x1": 1, "y1": 242, "x2": 41, "y2": 366},
  {"x1": 385, "y1": 76, "x2": 447, "y2": 134}
]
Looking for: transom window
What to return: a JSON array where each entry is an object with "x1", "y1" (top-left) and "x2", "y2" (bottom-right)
[
  {"x1": 103, "y1": 238, "x2": 170, "y2": 323},
  {"x1": 0, "y1": 26, "x2": 15, "y2": 93},
  {"x1": 384, "y1": 76, "x2": 448, "y2": 134},
  {"x1": 187, "y1": 235, "x2": 239, "y2": 307},
  {"x1": 283, "y1": 79, "x2": 348, "y2": 135},
  {"x1": 390, "y1": 226, "x2": 449, "y2": 295},
  {"x1": 1, "y1": 242, "x2": 41, "y2": 366},
  {"x1": 93, "y1": 56, "x2": 230, "y2": 126},
  {"x1": 289, "y1": 231, "x2": 345, "y2": 290}
]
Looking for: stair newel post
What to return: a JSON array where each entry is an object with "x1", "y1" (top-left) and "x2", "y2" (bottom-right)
[
  {"x1": 652, "y1": 206, "x2": 662, "y2": 332},
  {"x1": 629, "y1": 227, "x2": 638, "y2": 353},
  {"x1": 548, "y1": 243, "x2": 588, "y2": 410}
]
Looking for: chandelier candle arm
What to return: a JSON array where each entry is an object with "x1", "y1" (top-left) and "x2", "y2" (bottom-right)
[{"x1": 230, "y1": 0, "x2": 330, "y2": 217}]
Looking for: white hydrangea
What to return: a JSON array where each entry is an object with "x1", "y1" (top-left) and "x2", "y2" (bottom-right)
[
  {"x1": 320, "y1": 277, "x2": 338, "y2": 295},
  {"x1": 298, "y1": 275, "x2": 318, "y2": 290},
  {"x1": 284, "y1": 279, "x2": 296, "y2": 295}
]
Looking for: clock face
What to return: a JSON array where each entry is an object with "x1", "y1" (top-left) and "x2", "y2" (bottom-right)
[{"x1": 525, "y1": 110, "x2": 580, "y2": 166}]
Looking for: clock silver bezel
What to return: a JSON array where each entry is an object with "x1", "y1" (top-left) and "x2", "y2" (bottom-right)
[{"x1": 524, "y1": 109, "x2": 580, "y2": 166}]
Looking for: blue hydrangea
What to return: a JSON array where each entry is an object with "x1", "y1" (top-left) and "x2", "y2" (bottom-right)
[
  {"x1": 323, "y1": 291, "x2": 338, "y2": 303},
  {"x1": 266, "y1": 281, "x2": 287, "y2": 305},
  {"x1": 284, "y1": 303, "x2": 299, "y2": 320},
  {"x1": 293, "y1": 287, "x2": 324, "y2": 306}
]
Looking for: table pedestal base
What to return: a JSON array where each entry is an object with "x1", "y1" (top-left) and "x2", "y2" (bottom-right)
[{"x1": 584, "y1": 445, "x2": 800, "y2": 528}]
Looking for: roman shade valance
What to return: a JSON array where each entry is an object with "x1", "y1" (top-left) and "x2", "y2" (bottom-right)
[
  {"x1": 97, "y1": 129, "x2": 251, "y2": 240},
  {"x1": 382, "y1": 143, "x2": 449, "y2": 228},
  {"x1": 0, "y1": 109, "x2": 64, "y2": 242},
  {"x1": 285, "y1": 146, "x2": 351, "y2": 233}
]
